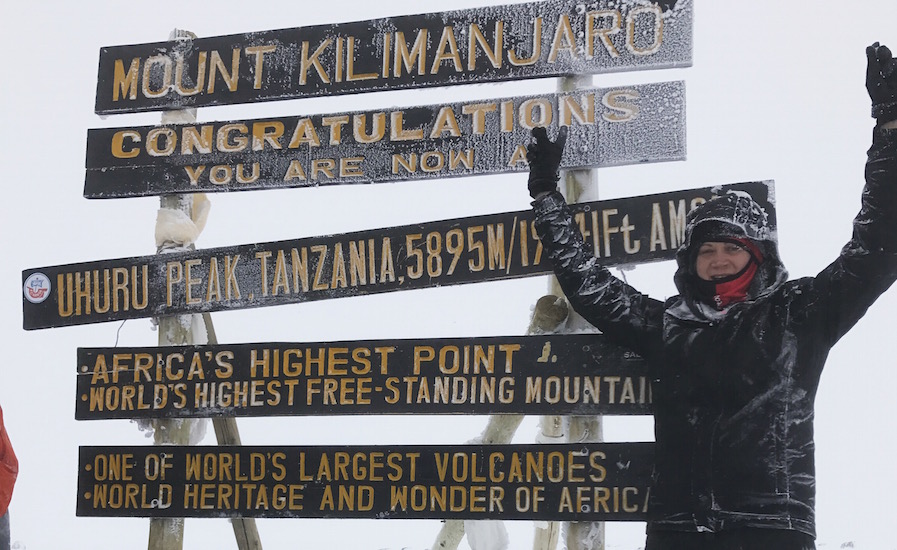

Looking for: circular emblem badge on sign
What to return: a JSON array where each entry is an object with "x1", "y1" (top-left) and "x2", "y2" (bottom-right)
[{"x1": 23, "y1": 272, "x2": 51, "y2": 304}]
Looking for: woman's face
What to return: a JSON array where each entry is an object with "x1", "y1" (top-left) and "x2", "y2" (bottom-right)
[{"x1": 695, "y1": 241, "x2": 751, "y2": 281}]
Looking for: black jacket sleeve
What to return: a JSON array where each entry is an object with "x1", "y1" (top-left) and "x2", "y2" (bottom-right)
[
  {"x1": 805, "y1": 125, "x2": 897, "y2": 345},
  {"x1": 532, "y1": 191, "x2": 664, "y2": 356}
]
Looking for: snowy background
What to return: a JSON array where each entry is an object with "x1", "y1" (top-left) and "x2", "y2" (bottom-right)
[{"x1": 2, "y1": 1, "x2": 897, "y2": 549}]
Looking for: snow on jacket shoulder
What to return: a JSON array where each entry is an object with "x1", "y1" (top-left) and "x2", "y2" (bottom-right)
[
  {"x1": 0, "y1": 406, "x2": 17, "y2": 516},
  {"x1": 531, "y1": 125, "x2": 897, "y2": 538}
]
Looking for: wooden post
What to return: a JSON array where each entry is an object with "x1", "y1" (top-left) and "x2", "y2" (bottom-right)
[
  {"x1": 148, "y1": 181, "x2": 197, "y2": 550},
  {"x1": 146, "y1": 28, "x2": 263, "y2": 550},
  {"x1": 530, "y1": 295, "x2": 569, "y2": 550},
  {"x1": 430, "y1": 296, "x2": 567, "y2": 550},
  {"x1": 204, "y1": 313, "x2": 264, "y2": 550},
  {"x1": 551, "y1": 74, "x2": 605, "y2": 550},
  {"x1": 531, "y1": 410, "x2": 564, "y2": 550}
]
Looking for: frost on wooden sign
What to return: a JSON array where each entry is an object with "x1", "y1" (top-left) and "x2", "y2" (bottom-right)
[
  {"x1": 75, "y1": 334, "x2": 650, "y2": 419},
  {"x1": 22, "y1": 181, "x2": 775, "y2": 330},
  {"x1": 94, "y1": 0, "x2": 693, "y2": 114},
  {"x1": 78, "y1": 443, "x2": 654, "y2": 520},
  {"x1": 85, "y1": 82, "x2": 686, "y2": 198}
]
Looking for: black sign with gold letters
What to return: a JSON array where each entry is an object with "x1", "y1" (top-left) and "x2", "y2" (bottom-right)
[
  {"x1": 86, "y1": 82, "x2": 685, "y2": 198},
  {"x1": 77, "y1": 443, "x2": 654, "y2": 519},
  {"x1": 94, "y1": 0, "x2": 693, "y2": 114},
  {"x1": 75, "y1": 334, "x2": 649, "y2": 419},
  {"x1": 23, "y1": 181, "x2": 775, "y2": 330}
]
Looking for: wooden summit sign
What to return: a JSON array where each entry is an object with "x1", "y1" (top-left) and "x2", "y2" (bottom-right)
[
  {"x1": 22, "y1": 181, "x2": 775, "y2": 330},
  {"x1": 94, "y1": 0, "x2": 693, "y2": 114},
  {"x1": 76, "y1": 334, "x2": 649, "y2": 420},
  {"x1": 77, "y1": 443, "x2": 653, "y2": 520},
  {"x1": 85, "y1": 82, "x2": 685, "y2": 198}
]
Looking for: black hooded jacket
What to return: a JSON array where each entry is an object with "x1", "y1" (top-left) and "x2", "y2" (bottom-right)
[{"x1": 531, "y1": 126, "x2": 897, "y2": 537}]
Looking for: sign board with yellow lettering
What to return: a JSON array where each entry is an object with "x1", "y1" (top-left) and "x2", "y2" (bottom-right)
[
  {"x1": 85, "y1": 82, "x2": 685, "y2": 198},
  {"x1": 77, "y1": 443, "x2": 653, "y2": 519},
  {"x1": 22, "y1": 181, "x2": 775, "y2": 330},
  {"x1": 94, "y1": 0, "x2": 692, "y2": 115},
  {"x1": 75, "y1": 334, "x2": 649, "y2": 419}
]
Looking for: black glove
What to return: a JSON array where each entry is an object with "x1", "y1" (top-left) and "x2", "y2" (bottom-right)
[
  {"x1": 526, "y1": 126, "x2": 568, "y2": 199},
  {"x1": 866, "y1": 42, "x2": 897, "y2": 122}
]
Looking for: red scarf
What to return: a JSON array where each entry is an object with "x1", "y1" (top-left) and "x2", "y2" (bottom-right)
[{"x1": 711, "y1": 260, "x2": 759, "y2": 309}]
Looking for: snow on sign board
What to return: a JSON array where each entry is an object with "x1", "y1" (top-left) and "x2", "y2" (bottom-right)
[
  {"x1": 85, "y1": 82, "x2": 686, "y2": 199},
  {"x1": 75, "y1": 334, "x2": 649, "y2": 420},
  {"x1": 22, "y1": 181, "x2": 775, "y2": 330},
  {"x1": 77, "y1": 443, "x2": 653, "y2": 520},
  {"x1": 94, "y1": 0, "x2": 693, "y2": 115}
]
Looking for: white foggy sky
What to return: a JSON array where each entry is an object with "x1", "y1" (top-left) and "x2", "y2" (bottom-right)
[{"x1": 2, "y1": 1, "x2": 897, "y2": 549}]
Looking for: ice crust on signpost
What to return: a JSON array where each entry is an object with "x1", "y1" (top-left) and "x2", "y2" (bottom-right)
[
  {"x1": 83, "y1": 82, "x2": 686, "y2": 199},
  {"x1": 93, "y1": 0, "x2": 694, "y2": 114},
  {"x1": 25, "y1": 182, "x2": 775, "y2": 331}
]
